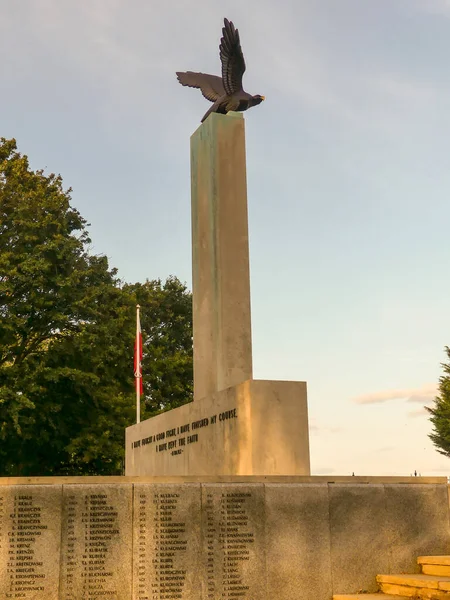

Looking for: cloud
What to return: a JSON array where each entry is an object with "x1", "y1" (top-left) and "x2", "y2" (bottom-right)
[
  {"x1": 312, "y1": 467, "x2": 336, "y2": 475},
  {"x1": 353, "y1": 383, "x2": 437, "y2": 405},
  {"x1": 366, "y1": 73, "x2": 437, "y2": 106},
  {"x1": 408, "y1": 394, "x2": 434, "y2": 404},
  {"x1": 425, "y1": 465, "x2": 450, "y2": 473},
  {"x1": 408, "y1": 407, "x2": 430, "y2": 418},
  {"x1": 415, "y1": 0, "x2": 450, "y2": 17},
  {"x1": 309, "y1": 423, "x2": 343, "y2": 435},
  {"x1": 329, "y1": 426, "x2": 343, "y2": 433},
  {"x1": 5, "y1": 0, "x2": 438, "y2": 148},
  {"x1": 378, "y1": 446, "x2": 395, "y2": 452}
]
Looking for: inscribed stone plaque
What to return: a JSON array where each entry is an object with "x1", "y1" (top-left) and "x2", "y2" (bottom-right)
[
  {"x1": 133, "y1": 483, "x2": 201, "y2": 600},
  {"x1": 125, "y1": 380, "x2": 310, "y2": 478},
  {"x1": 0, "y1": 484, "x2": 62, "y2": 599},
  {"x1": 201, "y1": 484, "x2": 266, "y2": 600},
  {"x1": 59, "y1": 483, "x2": 132, "y2": 600},
  {"x1": 265, "y1": 484, "x2": 332, "y2": 600}
]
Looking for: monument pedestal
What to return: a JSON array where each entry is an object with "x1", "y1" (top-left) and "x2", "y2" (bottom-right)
[{"x1": 125, "y1": 379, "x2": 310, "y2": 476}]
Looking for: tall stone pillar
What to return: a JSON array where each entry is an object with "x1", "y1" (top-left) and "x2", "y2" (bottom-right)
[
  {"x1": 190, "y1": 113, "x2": 253, "y2": 401},
  {"x1": 125, "y1": 112, "x2": 311, "y2": 477}
]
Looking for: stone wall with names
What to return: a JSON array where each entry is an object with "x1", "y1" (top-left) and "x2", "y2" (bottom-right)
[
  {"x1": 133, "y1": 484, "x2": 201, "y2": 600},
  {"x1": 59, "y1": 484, "x2": 132, "y2": 600},
  {"x1": 202, "y1": 484, "x2": 266, "y2": 600},
  {"x1": 0, "y1": 485, "x2": 62, "y2": 599},
  {"x1": 0, "y1": 480, "x2": 449, "y2": 600}
]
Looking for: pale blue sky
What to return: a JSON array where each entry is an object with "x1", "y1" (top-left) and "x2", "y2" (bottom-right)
[{"x1": 2, "y1": 0, "x2": 450, "y2": 476}]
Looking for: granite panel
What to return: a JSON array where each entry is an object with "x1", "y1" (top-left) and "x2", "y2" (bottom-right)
[
  {"x1": 385, "y1": 484, "x2": 450, "y2": 574},
  {"x1": 265, "y1": 483, "x2": 332, "y2": 600},
  {"x1": 329, "y1": 484, "x2": 389, "y2": 594},
  {"x1": 0, "y1": 484, "x2": 62, "y2": 599},
  {"x1": 133, "y1": 483, "x2": 202, "y2": 600},
  {"x1": 201, "y1": 483, "x2": 266, "y2": 600},
  {"x1": 59, "y1": 483, "x2": 132, "y2": 599}
]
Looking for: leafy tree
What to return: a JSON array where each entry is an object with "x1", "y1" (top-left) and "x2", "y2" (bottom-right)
[
  {"x1": 0, "y1": 138, "x2": 193, "y2": 476},
  {"x1": 428, "y1": 346, "x2": 450, "y2": 458},
  {"x1": 0, "y1": 137, "x2": 134, "y2": 475}
]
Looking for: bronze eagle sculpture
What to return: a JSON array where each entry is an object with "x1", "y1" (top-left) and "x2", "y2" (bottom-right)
[{"x1": 176, "y1": 18, "x2": 265, "y2": 123}]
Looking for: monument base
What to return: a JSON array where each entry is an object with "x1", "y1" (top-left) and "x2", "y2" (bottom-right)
[
  {"x1": 0, "y1": 476, "x2": 448, "y2": 599},
  {"x1": 125, "y1": 379, "x2": 310, "y2": 476}
]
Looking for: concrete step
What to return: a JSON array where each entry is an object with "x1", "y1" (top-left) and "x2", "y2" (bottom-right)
[
  {"x1": 418, "y1": 556, "x2": 450, "y2": 567},
  {"x1": 334, "y1": 595, "x2": 398, "y2": 600},
  {"x1": 418, "y1": 556, "x2": 450, "y2": 577},
  {"x1": 421, "y1": 564, "x2": 450, "y2": 577},
  {"x1": 377, "y1": 573, "x2": 450, "y2": 598}
]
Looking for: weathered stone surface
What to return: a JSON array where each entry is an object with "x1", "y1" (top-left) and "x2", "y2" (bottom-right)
[
  {"x1": 377, "y1": 572, "x2": 450, "y2": 596},
  {"x1": 201, "y1": 484, "x2": 266, "y2": 600},
  {"x1": 1, "y1": 479, "x2": 449, "y2": 600},
  {"x1": 59, "y1": 483, "x2": 132, "y2": 599},
  {"x1": 385, "y1": 484, "x2": 450, "y2": 574},
  {"x1": 125, "y1": 379, "x2": 310, "y2": 477},
  {"x1": 0, "y1": 484, "x2": 62, "y2": 599},
  {"x1": 191, "y1": 112, "x2": 252, "y2": 402},
  {"x1": 249, "y1": 380, "x2": 309, "y2": 475},
  {"x1": 1, "y1": 475, "x2": 445, "y2": 485},
  {"x1": 329, "y1": 484, "x2": 389, "y2": 594},
  {"x1": 265, "y1": 483, "x2": 332, "y2": 600},
  {"x1": 133, "y1": 483, "x2": 201, "y2": 600}
]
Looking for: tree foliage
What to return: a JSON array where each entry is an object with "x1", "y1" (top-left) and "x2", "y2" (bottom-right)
[
  {"x1": 0, "y1": 138, "x2": 192, "y2": 476},
  {"x1": 130, "y1": 278, "x2": 193, "y2": 418},
  {"x1": 428, "y1": 346, "x2": 450, "y2": 458}
]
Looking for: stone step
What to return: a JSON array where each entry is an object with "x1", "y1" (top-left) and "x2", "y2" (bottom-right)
[
  {"x1": 421, "y1": 564, "x2": 450, "y2": 577},
  {"x1": 418, "y1": 555, "x2": 450, "y2": 567},
  {"x1": 377, "y1": 573, "x2": 450, "y2": 598},
  {"x1": 334, "y1": 595, "x2": 398, "y2": 600},
  {"x1": 418, "y1": 556, "x2": 450, "y2": 577}
]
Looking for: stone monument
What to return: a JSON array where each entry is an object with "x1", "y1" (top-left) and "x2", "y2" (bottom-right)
[
  {"x1": 125, "y1": 112, "x2": 310, "y2": 477},
  {"x1": 4, "y1": 16, "x2": 450, "y2": 598},
  {"x1": 2, "y1": 115, "x2": 450, "y2": 600}
]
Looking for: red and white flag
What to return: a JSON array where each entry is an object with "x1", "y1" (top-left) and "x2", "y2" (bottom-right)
[{"x1": 134, "y1": 305, "x2": 143, "y2": 396}]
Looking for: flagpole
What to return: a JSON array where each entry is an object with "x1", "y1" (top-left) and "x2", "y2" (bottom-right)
[{"x1": 136, "y1": 304, "x2": 141, "y2": 424}]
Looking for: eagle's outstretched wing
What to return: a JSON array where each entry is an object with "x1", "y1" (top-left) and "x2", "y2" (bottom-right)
[
  {"x1": 219, "y1": 18, "x2": 246, "y2": 96},
  {"x1": 176, "y1": 71, "x2": 225, "y2": 103}
]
